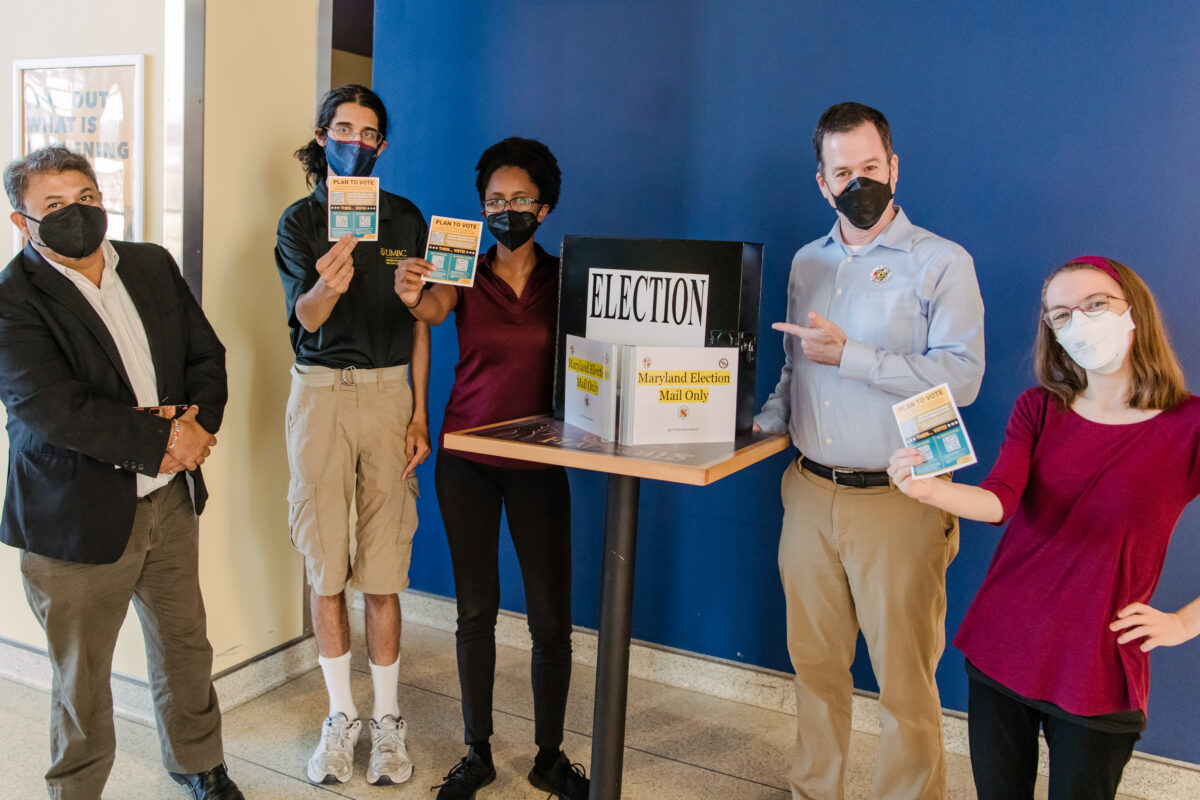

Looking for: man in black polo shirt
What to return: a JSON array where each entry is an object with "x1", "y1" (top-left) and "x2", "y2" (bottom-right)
[{"x1": 274, "y1": 85, "x2": 430, "y2": 788}]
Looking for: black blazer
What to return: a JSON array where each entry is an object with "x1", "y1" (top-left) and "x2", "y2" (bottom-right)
[{"x1": 0, "y1": 241, "x2": 227, "y2": 564}]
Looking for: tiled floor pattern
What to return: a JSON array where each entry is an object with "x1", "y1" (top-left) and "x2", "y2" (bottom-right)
[{"x1": 1, "y1": 619, "x2": 1135, "y2": 800}]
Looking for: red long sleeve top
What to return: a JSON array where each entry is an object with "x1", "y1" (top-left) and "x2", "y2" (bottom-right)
[{"x1": 954, "y1": 388, "x2": 1200, "y2": 716}]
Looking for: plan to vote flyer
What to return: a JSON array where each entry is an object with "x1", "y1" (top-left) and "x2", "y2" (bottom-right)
[
  {"x1": 424, "y1": 216, "x2": 484, "y2": 286},
  {"x1": 892, "y1": 383, "x2": 977, "y2": 479},
  {"x1": 327, "y1": 176, "x2": 379, "y2": 240}
]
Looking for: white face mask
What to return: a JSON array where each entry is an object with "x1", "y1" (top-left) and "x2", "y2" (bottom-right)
[{"x1": 1054, "y1": 309, "x2": 1135, "y2": 374}]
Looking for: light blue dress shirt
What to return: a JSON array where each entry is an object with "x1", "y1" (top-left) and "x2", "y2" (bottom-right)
[{"x1": 755, "y1": 207, "x2": 985, "y2": 469}]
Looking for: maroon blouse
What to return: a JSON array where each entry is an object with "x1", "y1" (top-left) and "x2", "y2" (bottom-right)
[
  {"x1": 954, "y1": 387, "x2": 1200, "y2": 716},
  {"x1": 439, "y1": 244, "x2": 559, "y2": 469}
]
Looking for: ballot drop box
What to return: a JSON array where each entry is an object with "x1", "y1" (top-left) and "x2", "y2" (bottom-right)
[{"x1": 553, "y1": 235, "x2": 763, "y2": 433}]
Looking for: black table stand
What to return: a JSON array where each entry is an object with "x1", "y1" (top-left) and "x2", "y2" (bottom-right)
[{"x1": 588, "y1": 473, "x2": 641, "y2": 800}]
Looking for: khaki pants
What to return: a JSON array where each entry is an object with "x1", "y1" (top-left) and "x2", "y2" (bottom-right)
[
  {"x1": 286, "y1": 363, "x2": 419, "y2": 596},
  {"x1": 20, "y1": 477, "x2": 224, "y2": 800},
  {"x1": 779, "y1": 460, "x2": 959, "y2": 800}
]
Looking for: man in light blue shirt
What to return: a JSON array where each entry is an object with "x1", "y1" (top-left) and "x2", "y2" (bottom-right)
[{"x1": 755, "y1": 102, "x2": 984, "y2": 800}]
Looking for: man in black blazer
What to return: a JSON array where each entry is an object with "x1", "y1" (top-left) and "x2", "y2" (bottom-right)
[{"x1": 1, "y1": 146, "x2": 243, "y2": 800}]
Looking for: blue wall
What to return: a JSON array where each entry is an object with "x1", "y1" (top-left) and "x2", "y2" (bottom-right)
[{"x1": 372, "y1": 1, "x2": 1200, "y2": 762}]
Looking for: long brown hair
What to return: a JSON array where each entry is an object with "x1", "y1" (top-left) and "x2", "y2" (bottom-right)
[{"x1": 1034, "y1": 257, "x2": 1188, "y2": 410}]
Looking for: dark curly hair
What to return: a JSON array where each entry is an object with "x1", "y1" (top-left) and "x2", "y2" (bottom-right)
[
  {"x1": 294, "y1": 84, "x2": 388, "y2": 188},
  {"x1": 474, "y1": 137, "x2": 561, "y2": 211}
]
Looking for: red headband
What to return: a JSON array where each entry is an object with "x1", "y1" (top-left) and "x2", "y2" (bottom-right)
[{"x1": 1068, "y1": 255, "x2": 1122, "y2": 284}]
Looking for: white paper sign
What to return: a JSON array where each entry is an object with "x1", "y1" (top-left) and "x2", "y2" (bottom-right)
[{"x1": 584, "y1": 268, "x2": 709, "y2": 346}]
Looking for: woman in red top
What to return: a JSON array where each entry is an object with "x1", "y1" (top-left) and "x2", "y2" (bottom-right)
[
  {"x1": 889, "y1": 257, "x2": 1200, "y2": 800},
  {"x1": 397, "y1": 138, "x2": 588, "y2": 800}
]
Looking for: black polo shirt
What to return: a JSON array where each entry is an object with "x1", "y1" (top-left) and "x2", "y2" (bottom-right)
[{"x1": 274, "y1": 180, "x2": 428, "y2": 368}]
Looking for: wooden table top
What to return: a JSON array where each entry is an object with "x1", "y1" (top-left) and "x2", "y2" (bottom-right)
[{"x1": 443, "y1": 415, "x2": 790, "y2": 486}]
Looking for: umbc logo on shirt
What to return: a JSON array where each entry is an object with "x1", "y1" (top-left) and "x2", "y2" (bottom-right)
[{"x1": 380, "y1": 247, "x2": 408, "y2": 266}]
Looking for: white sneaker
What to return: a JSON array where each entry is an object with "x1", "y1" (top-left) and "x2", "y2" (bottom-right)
[
  {"x1": 367, "y1": 715, "x2": 414, "y2": 785},
  {"x1": 306, "y1": 712, "x2": 362, "y2": 784}
]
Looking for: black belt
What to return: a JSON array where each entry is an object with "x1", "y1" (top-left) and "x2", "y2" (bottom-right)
[{"x1": 800, "y1": 456, "x2": 890, "y2": 488}]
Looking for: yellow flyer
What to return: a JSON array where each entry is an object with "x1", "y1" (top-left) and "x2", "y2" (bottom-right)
[
  {"x1": 327, "y1": 176, "x2": 380, "y2": 241},
  {"x1": 891, "y1": 382, "x2": 977, "y2": 478},
  {"x1": 424, "y1": 216, "x2": 484, "y2": 286}
]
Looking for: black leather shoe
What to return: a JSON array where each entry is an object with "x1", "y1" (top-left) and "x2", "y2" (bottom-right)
[{"x1": 168, "y1": 762, "x2": 246, "y2": 800}]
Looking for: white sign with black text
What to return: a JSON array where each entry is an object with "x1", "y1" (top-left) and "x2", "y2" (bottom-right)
[{"x1": 584, "y1": 268, "x2": 710, "y2": 347}]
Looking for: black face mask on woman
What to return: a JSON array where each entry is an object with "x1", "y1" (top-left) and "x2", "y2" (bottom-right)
[
  {"x1": 486, "y1": 210, "x2": 540, "y2": 251},
  {"x1": 22, "y1": 202, "x2": 109, "y2": 259},
  {"x1": 833, "y1": 175, "x2": 893, "y2": 230}
]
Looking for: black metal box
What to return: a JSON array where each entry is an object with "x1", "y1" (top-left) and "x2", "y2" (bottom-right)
[{"x1": 554, "y1": 235, "x2": 763, "y2": 432}]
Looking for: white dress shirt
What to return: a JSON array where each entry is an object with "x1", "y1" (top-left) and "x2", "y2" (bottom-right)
[
  {"x1": 45, "y1": 240, "x2": 172, "y2": 496},
  {"x1": 755, "y1": 207, "x2": 986, "y2": 469}
]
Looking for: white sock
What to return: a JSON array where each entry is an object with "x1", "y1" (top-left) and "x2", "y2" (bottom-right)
[
  {"x1": 370, "y1": 657, "x2": 401, "y2": 721},
  {"x1": 318, "y1": 651, "x2": 358, "y2": 720}
]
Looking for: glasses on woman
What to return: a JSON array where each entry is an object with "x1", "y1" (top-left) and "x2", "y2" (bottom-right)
[
  {"x1": 482, "y1": 197, "x2": 543, "y2": 214},
  {"x1": 325, "y1": 123, "x2": 383, "y2": 148},
  {"x1": 1043, "y1": 293, "x2": 1126, "y2": 330}
]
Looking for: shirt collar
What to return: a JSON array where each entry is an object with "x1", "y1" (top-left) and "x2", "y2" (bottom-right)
[
  {"x1": 43, "y1": 239, "x2": 119, "y2": 288},
  {"x1": 821, "y1": 206, "x2": 915, "y2": 255}
]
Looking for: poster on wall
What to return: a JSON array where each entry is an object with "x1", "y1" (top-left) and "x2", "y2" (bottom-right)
[{"x1": 13, "y1": 55, "x2": 145, "y2": 243}]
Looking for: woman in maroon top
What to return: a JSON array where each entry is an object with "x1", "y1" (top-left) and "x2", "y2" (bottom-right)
[
  {"x1": 888, "y1": 257, "x2": 1200, "y2": 800},
  {"x1": 396, "y1": 138, "x2": 587, "y2": 800}
]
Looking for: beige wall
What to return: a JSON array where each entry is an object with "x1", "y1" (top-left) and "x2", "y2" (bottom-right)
[
  {"x1": 199, "y1": 0, "x2": 317, "y2": 673},
  {"x1": 0, "y1": 0, "x2": 320, "y2": 678}
]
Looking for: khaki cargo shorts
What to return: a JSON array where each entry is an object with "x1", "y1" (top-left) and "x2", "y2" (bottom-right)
[{"x1": 285, "y1": 363, "x2": 419, "y2": 596}]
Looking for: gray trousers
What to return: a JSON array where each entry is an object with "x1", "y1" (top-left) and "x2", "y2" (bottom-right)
[{"x1": 20, "y1": 477, "x2": 225, "y2": 800}]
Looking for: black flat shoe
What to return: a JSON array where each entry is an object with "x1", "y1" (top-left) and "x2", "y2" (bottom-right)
[
  {"x1": 168, "y1": 762, "x2": 246, "y2": 800},
  {"x1": 432, "y1": 747, "x2": 496, "y2": 800},
  {"x1": 529, "y1": 750, "x2": 589, "y2": 800}
]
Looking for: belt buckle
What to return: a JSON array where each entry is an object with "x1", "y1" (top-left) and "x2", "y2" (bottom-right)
[
  {"x1": 338, "y1": 366, "x2": 358, "y2": 386},
  {"x1": 831, "y1": 467, "x2": 860, "y2": 488}
]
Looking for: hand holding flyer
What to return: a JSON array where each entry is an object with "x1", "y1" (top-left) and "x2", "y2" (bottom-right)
[
  {"x1": 424, "y1": 216, "x2": 484, "y2": 286},
  {"x1": 891, "y1": 383, "x2": 977, "y2": 478},
  {"x1": 327, "y1": 176, "x2": 380, "y2": 241}
]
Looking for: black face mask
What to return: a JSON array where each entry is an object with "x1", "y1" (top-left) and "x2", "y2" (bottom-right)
[
  {"x1": 22, "y1": 203, "x2": 108, "y2": 259},
  {"x1": 833, "y1": 175, "x2": 893, "y2": 230},
  {"x1": 486, "y1": 210, "x2": 539, "y2": 251}
]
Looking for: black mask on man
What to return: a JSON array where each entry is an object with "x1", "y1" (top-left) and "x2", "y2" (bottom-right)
[
  {"x1": 23, "y1": 203, "x2": 108, "y2": 259},
  {"x1": 833, "y1": 176, "x2": 893, "y2": 230},
  {"x1": 486, "y1": 210, "x2": 539, "y2": 251}
]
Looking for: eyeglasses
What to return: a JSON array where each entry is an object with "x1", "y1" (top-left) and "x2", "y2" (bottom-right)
[
  {"x1": 482, "y1": 197, "x2": 543, "y2": 214},
  {"x1": 1043, "y1": 293, "x2": 1126, "y2": 330},
  {"x1": 325, "y1": 123, "x2": 383, "y2": 148}
]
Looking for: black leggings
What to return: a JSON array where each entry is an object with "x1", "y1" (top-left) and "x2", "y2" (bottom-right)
[
  {"x1": 434, "y1": 448, "x2": 573, "y2": 749},
  {"x1": 968, "y1": 673, "x2": 1139, "y2": 800}
]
